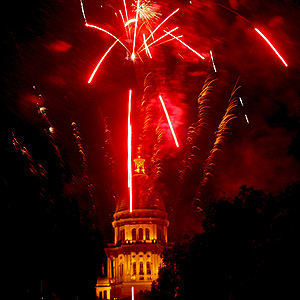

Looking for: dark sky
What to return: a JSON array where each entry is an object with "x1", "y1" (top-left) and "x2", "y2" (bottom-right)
[{"x1": 2, "y1": 0, "x2": 300, "y2": 240}]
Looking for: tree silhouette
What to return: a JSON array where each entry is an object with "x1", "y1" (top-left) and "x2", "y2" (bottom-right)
[{"x1": 146, "y1": 183, "x2": 298, "y2": 300}]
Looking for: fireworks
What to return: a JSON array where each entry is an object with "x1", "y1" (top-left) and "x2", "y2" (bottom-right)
[
  {"x1": 88, "y1": 40, "x2": 119, "y2": 83},
  {"x1": 140, "y1": 7, "x2": 179, "y2": 46},
  {"x1": 239, "y1": 97, "x2": 250, "y2": 125},
  {"x1": 78, "y1": 0, "x2": 291, "y2": 212},
  {"x1": 143, "y1": 33, "x2": 152, "y2": 58},
  {"x1": 194, "y1": 85, "x2": 239, "y2": 208},
  {"x1": 85, "y1": 23, "x2": 129, "y2": 51},
  {"x1": 216, "y1": 3, "x2": 289, "y2": 68},
  {"x1": 210, "y1": 50, "x2": 217, "y2": 73},
  {"x1": 79, "y1": 0, "x2": 87, "y2": 24},
  {"x1": 128, "y1": 89, "x2": 133, "y2": 212},
  {"x1": 254, "y1": 28, "x2": 288, "y2": 67},
  {"x1": 239, "y1": 97, "x2": 244, "y2": 106},
  {"x1": 134, "y1": 0, "x2": 161, "y2": 22},
  {"x1": 163, "y1": 31, "x2": 205, "y2": 60},
  {"x1": 244, "y1": 114, "x2": 250, "y2": 124},
  {"x1": 179, "y1": 77, "x2": 217, "y2": 183},
  {"x1": 131, "y1": 0, "x2": 140, "y2": 60},
  {"x1": 159, "y1": 95, "x2": 179, "y2": 148},
  {"x1": 80, "y1": 0, "x2": 205, "y2": 82}
]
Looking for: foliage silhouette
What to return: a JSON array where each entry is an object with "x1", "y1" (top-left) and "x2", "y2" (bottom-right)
[{"x1": 145, "y1": 183, "x2": 298, "y2": 300}]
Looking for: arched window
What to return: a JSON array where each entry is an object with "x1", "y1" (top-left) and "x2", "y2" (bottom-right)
[
  {"x1": 111, "y1": 260, "x2": 114, "y2": 278},
  {"x1": 145, "y1": 228, "x2": 150, "y2": 240},
  {"x1": 132, "y1": 228, "x2": 136, "y2": 240},
  {"x1": 138, "y1": 228, "x2": 143, "y2": 240},
  {"x1": 157, "y1": 228, "x2": 162, "y2": 241},
  {"x1": 139, "y1": 262, "x2": 144, "y2": 275},
  {"x1": 146, "y1": 261, "x2": 151, "y2": 275},
  {"x1": 133, "y1": 262, "x2": 136, "y2": 275},
  {"x1": 121, "y1": 229, "x2": 125, "y2": 242},
  {"x1": 120, "y1": 263, "x2": 124, "y2": 277}
]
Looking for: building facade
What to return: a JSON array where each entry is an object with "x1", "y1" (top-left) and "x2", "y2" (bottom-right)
[{"x1": 96, "y1": 157, "x2": 169, "y2": 299}]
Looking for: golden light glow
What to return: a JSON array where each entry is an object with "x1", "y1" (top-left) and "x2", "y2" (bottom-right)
[{"x1": 134, "y1": 156, "x2": 145, "y2": 174}]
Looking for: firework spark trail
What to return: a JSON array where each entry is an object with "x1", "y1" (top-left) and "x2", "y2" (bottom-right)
[
  {"x1": 186, "y1": 79, "x2": 214, "y2": 146},
  {"x1": 88, "y1": 39, "x2": 119, "y2": 83},
  {"x1": 12, "y1": 132, "x2": 39, "y2": 177},
  {"x1": 159, "y1": 95, "x2": 179, "y2": 147},
  {"x1": 128, "y1": 90, "x2": 133, "y2": 212},
  {"x1": 123, "y1": 0, "x2": 129, "y2": 22},
  {"x1": 210, "y1": 50, "x2": 217, "y2": 72},
  {"x1": 72, "y1": 122, "x2": 88, "y2": 171},
  {"x1": 85, "y1": 23, "x2": 130, "y2": 53},
  {"x1": 143, "y1": 33, "x2": 152, "y2": 58},
  {"x1": 79, "y1": 0, "x2": 87, "y2": 24},
  {"x1": 125, "y1": 18, "x2": 137, "y2": 27},
  {"x1": 202, "y1": 98, "x2": 238, "y2": 181},
  {"x1": 71, "y1": 122, "x2": 94, "y2": 200},
  {"x1": 244, "y1": 114, "x2": 250, "y2": 124},
  {"x1": 238, "y1": 97, "x2": 250, "y2": 124},
  {"x1": 83, "y1": 3, "x2": 198, "y2": 74},
  {"x1": 12, "y1": 132, "x2": 51, "y2": 203},
  {"x1": 139, "y1": 27, "x2": 179, "y2": 53},
  {"x1": 37, "y1": 104, "x2": 64, "y2": 165},
  {"x1": 152, "y1": 121, "x2": 165, "y2": 181},
  {"x1": 139, "y1": 8, "x2": 179, "y2": 48},
  {"x1": 103, "y1": 117, "x2": 116, "y2": 174},
  {"x1": 119, "y1": 9, "x2": 131, "y2": 39},
  {"x1": 217, "y1": 3, "x2": 288, "y2": 67},
  {"x1": 131, "y1": 0, "x2": 140, "y2": 60},
  {"x1": 217, "y1": 3, "x2": 252, "y2": 26},
  {"x1": 71, "y1": 123, "x2": 87, "y2": 174},
  {"x1": 239, "y1": 97, "x2": 244, "y2": 106},
  {"x1": 179, "y1": 77, "x2": 216, "y2": 182},
  {"x1": 139, "y1": 72, "x2": 158, "y2": 155},
  {"x1": 163, "y1": 31, "x2": 205, "y2": 59},
  {"x1": 119, "y1": 10, "x2": 125, "y2": 25},
  {"x1": 254, "y1": 28, "x2": 288, "y2": 67},
  {"x1": 195, "y1": 88, "x2": 239, "y2": 208},
  {"x1": 147, "y1": 35, "x2": 183, "y2": 49}
]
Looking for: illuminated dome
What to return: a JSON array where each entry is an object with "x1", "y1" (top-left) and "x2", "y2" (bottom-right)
[
  {"x1": 96, "y1": 154, "x2": 169, "y2": 300},
  {"x1": 113, "y1": 173, "x2": 169, "y2": 234},
  {"x1": 115, "y1": 175, "x2": 167, "y2": 213}
]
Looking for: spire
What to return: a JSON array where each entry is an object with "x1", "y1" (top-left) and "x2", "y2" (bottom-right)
[{"x1": 133, "y1": 145, "x2": 145, "y2": 174}]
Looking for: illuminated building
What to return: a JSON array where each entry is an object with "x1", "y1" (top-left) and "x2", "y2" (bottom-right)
[{"x1": 96, "y1": 155, "x2": 169, "y2": 299}]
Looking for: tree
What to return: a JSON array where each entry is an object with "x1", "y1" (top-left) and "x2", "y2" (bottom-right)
[{"x1": 146, "y1": 183, "x2": 298, "y2": 300}]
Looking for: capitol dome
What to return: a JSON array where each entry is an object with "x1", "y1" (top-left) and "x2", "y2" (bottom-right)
[
  {"x1": 115, "y1": 173, "x2": 167, "y2": 213},
  {"x1": 113, "y1": 173, "x2": 169, "y2": 245},
  {"x1": 96, "y1": 154, "x2": 170, "y2": 299}
]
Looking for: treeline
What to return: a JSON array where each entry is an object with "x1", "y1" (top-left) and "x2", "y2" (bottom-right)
[{"x1": 145, "y1": 183, "x2": 298, "y2": 300}]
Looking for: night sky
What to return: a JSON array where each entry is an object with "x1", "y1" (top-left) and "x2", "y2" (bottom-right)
[{"x1": 1, "y1": 0, "x2": 300, "y2": 241}]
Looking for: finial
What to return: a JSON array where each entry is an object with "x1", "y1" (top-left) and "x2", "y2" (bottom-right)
[{"x1": 134, "y1": 145, "x2": 145, "y2": 174}]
